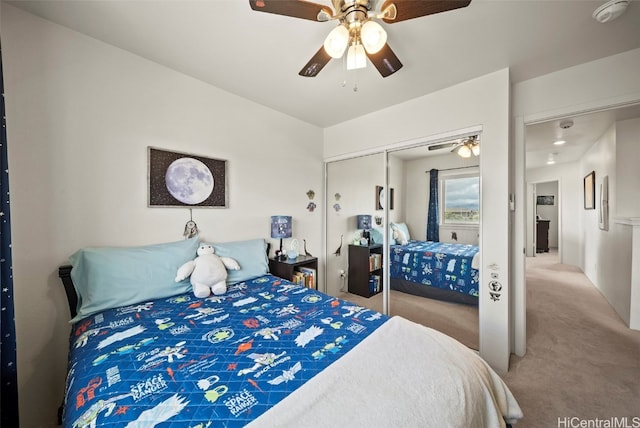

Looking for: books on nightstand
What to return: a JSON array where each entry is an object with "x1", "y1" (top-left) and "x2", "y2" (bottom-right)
[
  {"x1": 292, "y1": 266, "x2": 317, "y2": 290},
  {"x1": 368, "y1": 254, "x2": 382, "y2": 271},
  {"x1": 368, "y1": 274, "x2": 381, "y2": 294}
]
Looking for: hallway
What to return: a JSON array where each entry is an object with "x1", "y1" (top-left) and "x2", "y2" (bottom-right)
[{"x1": 503, "y1": 251, "x2": 640, "y2": 426}]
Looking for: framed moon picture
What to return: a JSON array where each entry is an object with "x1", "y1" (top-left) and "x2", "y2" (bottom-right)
[
  {"x1": 148, "y1": 147, "x2": 228, "y2": 208},
  {"x1": 375, "y1": 185, "x2": 394, "y2": 210}
]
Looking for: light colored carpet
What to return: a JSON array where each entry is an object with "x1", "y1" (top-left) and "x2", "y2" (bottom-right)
[
  {"x1": 504, "y1": 251, "x2": 640, "y2": 427},
  {"x1": 339, "y1": 252, "x2": 640, "y2": 426},
  {"x1": 338, "y1": 289, "x2": 479, "y2": 349}
]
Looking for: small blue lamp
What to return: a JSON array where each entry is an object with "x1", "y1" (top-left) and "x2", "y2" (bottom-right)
[
  {"x1": 271, "y1": 215, "x2": 292, "y2": 260},
  {"x1": 357, "y1": 214, "x2": 372, "y2": 244}
]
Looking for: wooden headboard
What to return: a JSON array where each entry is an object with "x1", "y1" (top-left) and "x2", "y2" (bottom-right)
[{"x1": 58, "y1": 265, "x2": 78, "y2": 318}]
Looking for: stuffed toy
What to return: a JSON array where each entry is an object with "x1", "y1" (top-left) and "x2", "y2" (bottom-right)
[
  {"x1": 175, "y1": 243, "x2": 240, "y2": 298},
  {"x1": 391, "y1": 225, "x2": 409, "y2": 246}
]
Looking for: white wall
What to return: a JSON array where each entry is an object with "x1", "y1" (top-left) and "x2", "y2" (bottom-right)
[
  {"x1": 580, "y1": 118, "x2": 640, "y2": 327},
  {"x1": 580, "y1": 124, "x2": 635, "y2": 324},
  {"x1": 324, "y1": 69, "x2": 511, "y2": 372},
  {"x1": 2, "y1": 6, "x2": 323, "y2": 427},
  {"x1": 581, "y1": 124, "x2": 616, "y2": 278},
  {"x1": 388, "y1": 154, "x2": 405, "y2": 225},
  {"x1": 614, "y1": 118, "x2": 640, "y2": 328},
  {"x1": 616, "y1": 118, "x2": 640, "y2": 218}
]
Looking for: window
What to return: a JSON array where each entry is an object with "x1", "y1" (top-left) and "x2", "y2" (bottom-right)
[{"x1": 441, "y1": 174, "x2": 480, "y2": 224}]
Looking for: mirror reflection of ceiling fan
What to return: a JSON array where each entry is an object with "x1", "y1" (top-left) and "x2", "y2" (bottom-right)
[
  {"x1": 249, "y1": 0, "x2": 472, "y2": 77},
  {"x1": 428, "y1": 135, "x2": 480, "y2": 158}
]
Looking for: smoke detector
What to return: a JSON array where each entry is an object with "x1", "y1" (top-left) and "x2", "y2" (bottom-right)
[
  {"x1": 593, "y1": 0, "x2": 630, "y2": 23},
  {"x1": 559, "y1": 119, "x2": 574, "y2": 129}
]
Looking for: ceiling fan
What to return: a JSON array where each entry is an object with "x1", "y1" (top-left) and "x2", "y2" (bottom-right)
[
  {"x1": 249, "y1": 0, "x2": 472, "y2": 78},
  {"x1": 428, "y1": 135, "x2": 480, "y2": 158}
]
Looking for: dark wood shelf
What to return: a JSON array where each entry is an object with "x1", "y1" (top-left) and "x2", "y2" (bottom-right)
[
  {"x1": 269, "y1": 255, "x2": 318, "y2": 289},
  {"x1": 348, "y1": 244, "x2": 383, "y2": 298},
  {"x1": 536, "y1": 220, "x2": 550, "y2": 253}
]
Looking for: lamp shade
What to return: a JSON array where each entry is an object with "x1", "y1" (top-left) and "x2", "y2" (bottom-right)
[
  {"x1": 271, "y1": 216, "x2": 292, "y2": 239},
  {"x1": 357, "y1": 214, "x2": 372, "y2": 230},
  {"x1": 361, "y1": 20, "x2": 387, "y2": 54},
  {"x1": 471, "y1": 142, "x2": 480, "y2": 156},
  {"x1": 324, "y1": 25, "x2": 349, "y2": 58},
  {"x1": 457, "y1": 144, "x2": 472, "y2": 158},
  {"x1": 347, "y1": 44, "x2": 367, "y2": 70}
]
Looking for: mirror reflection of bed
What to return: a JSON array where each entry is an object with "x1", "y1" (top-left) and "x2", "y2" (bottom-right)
[{"x1": 325, "y1": 137, "x2": 481, "y2": 349}]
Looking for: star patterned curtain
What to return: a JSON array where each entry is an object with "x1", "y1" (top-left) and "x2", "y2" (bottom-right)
[
  {"x1": 426, "y1": 169, "x2": 439, "y2": 242},
  {"x1": 0, "y1": 48, "x2": 20, "y2": 427}
]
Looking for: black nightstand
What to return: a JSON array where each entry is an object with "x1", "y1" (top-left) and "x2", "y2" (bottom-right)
[
  {"x1": 269, "y1": 255, "x2": 318, "y2": 289},
  {"x1": 348, "y1": 244, "x2": 383, "y2": 298}
]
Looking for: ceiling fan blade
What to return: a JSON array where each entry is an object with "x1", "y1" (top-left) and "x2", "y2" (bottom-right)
[
  {"x1": 299, "y1": 46, "x2": 332, "y2": 77},
  {"x1": 428, "y1": 142, "x2": 458, "y2": 151},
  {"x1": 249, "y1": 0, "x2": 333, "y2": 21},
  {"x1": 380, "y1": 0, "x2": 471, "y2": 23},
  {"x1": 366, "y1": 43, "x2": 403, "y2": 78}
]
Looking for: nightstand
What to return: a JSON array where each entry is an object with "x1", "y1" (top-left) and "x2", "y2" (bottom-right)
[
  {"x1": 348, "y1": 244, "x2": 383, "y2": 298},
  {"x1": 269, "y1": 255, "x2": 318, "y2": 289}
]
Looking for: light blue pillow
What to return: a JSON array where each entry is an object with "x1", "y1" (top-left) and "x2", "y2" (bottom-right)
[
  {"x1": 370, "y1": 226, "x2": 397, "y2": 245},
  {"x1": 391, "y1": 222, "x2": 411, "y2": 241},
  {"x1": 69, "y1": 237, "x2": 199, "y2": 323},
  {"x1": 212, "y1": 238, "x2": 268, "y2": 284}
]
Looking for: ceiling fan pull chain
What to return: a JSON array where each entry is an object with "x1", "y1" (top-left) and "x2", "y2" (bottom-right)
[{"x1": 353, "y1": 68, "x2": 359, "y2": 92}]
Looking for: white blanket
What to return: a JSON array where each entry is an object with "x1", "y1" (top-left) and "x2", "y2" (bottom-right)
[{"x1": 249, "y1": 316, "x2": 522, "y2": 428}]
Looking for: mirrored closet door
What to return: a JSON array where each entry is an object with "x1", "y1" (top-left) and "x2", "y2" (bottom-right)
[
  {"x1": 386, "y1": 140, "x2": 481, "y2": 350},
  {"x1": 325, "y1": 153, "x2": 384, "y2": 314},
  {"x1": 324, "y1": 135, "x2": 482, "y2": 349}
]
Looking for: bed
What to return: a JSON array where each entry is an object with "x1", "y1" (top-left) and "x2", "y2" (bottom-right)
[
  {"x1": 57, "y1": 237, "x2": 521, "y2": 427},
  {"x1": 389, "y1": 239, "x2": 480, "y2": 305}
]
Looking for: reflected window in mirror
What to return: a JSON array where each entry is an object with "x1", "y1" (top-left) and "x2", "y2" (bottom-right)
[{"x1": 441, "y1": 174, "x2": 479, "y2": 225}]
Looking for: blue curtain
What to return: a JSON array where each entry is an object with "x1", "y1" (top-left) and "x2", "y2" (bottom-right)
[
  {"x1": 426, "y1": 169, "x2": 439, "y2": 242},
  {"x1": 0, "y1": 48, "x2": 20, "y2": 426}
]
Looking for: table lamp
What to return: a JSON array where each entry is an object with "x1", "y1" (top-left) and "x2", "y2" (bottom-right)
[
  {"x1": 357, "y1": 214, "x2": 372, "y2": 244},
  {"x1": 271, "y1": 215, "x2": 292, "y2": 260}
]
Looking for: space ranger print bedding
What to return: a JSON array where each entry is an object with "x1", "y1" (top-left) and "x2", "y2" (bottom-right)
[
  {"x1": 389, "y1": 240, "x2": 480, "y2": 297},
  {"x1": 63, "y1": 274, "x2": 387, "y2": 427}
]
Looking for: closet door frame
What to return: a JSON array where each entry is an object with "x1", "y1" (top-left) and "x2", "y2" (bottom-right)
[{"x1": 324, "y1": 125, "x2": 482, "y2": 316}]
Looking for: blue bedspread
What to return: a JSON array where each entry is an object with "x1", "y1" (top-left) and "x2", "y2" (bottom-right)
[
  {"x1": 64, "y1": 274, "x2": 387, "y2": 427},
  {"x1": 389, "y1": 240, "x2": 479, "y2": 297}
]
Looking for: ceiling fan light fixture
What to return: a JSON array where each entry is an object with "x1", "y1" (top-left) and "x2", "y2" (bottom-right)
[
  {"x1": 324, "y1": 25, "x2": 349, "y2": 58},
  {"x1": 347, "y1": 43, "x2": 367, "y2": 70},
  {"x1": 471, "y1": 142, "x2": 480, "y2": 156},
  {"x1": 457, "y1": 144, "x2": 472, "y2": 158},
  {"x1": 361, "y1": 20, "x2": 387, "y2": 54}
]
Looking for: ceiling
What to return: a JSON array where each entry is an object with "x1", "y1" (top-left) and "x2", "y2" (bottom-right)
[
  {"x1": 6, "y1": 0, "x2": 640, "y2": 168},
  {"x1": 525, "y1": 103, "x2": 640, "y2": 169}
]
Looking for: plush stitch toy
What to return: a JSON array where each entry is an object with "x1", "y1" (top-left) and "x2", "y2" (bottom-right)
[{"x1": 175, "y1": 243, "x2": 240, "y2": 298}]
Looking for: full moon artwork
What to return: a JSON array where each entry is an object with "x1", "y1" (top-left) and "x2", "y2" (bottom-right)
[
  {"x1": 148, "y1": 147, "x2": 227, "y2": 208},
  {"x1": 165, "y1": 158, "x2": 213, "y2": 205}
]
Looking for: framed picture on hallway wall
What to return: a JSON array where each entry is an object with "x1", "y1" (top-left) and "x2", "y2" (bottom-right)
[{"x1": 583, "y1": 171, "x2": 595, "y2": 210}]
